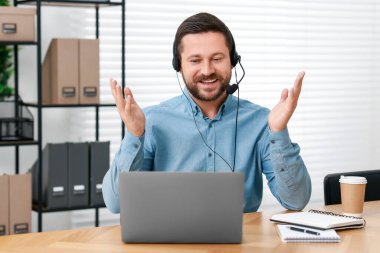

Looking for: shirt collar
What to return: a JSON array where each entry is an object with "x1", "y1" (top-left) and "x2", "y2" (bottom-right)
[
  {"x1": 181, "y1": 88, "x2": 236, "y2": 120},
  {"x1": 181, "y1": 88, "x2": 200, "y2": 116}
]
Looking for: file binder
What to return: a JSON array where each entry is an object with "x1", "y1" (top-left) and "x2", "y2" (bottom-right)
[
  {"x1": 31, "y1": 159, "x2": 39, "y2": 205},
  {"x1": 32, "y1": 143, "x2": 69, "y2": 209},
  {"x1": 31, "y1": 141, "x2": 110, "y2": 209},
  {"x1": 45, "y1": 143, "x2": 68, "y2": 209},
  {"x1": 89, "y1": 141, "x2": 110, "y2": 206},
  {"x1": 68, "y1": 142, "x2": 89, "y2": 208}
]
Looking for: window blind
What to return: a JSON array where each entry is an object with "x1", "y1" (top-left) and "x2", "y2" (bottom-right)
[{"x1": 70, "y1": 0, "x2": 380, "y2": 227}]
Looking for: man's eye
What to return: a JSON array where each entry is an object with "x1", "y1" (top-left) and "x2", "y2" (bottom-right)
[
  {"x1": 190, "y1": 59, "x2": 200, "y2": 63},
  {"x1": 213, "y1": 58, "x2": 222, "y2": 62}
]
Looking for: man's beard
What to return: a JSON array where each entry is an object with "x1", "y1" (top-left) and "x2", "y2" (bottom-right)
[{"x1": 183, "y1": 73, "x2": 231, "y2": 102}]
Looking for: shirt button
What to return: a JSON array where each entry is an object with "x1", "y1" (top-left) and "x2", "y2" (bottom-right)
[
  {"x1": 208, "y1": 153, "x2": 212, "y2": 157},
  {"x1": 133, "y1": 144, "x2": 139, "y2": 149},
  {"x1": 208, "y1": 124, "x2": 212, "y2": 128},
  {"x1": 280, "y1": 168, "x2": 285, "y2": 172},
  {"x1": 270, "y1": 140, "x2": 275, "y2": 144}
]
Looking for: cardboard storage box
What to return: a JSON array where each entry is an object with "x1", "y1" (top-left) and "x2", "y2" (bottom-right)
[
  {"x1": 79, "y1": 39, "x2": 100, "y2": 104},
  {"x1": 0, "y1": 174, "x2": 31, "y2": 235},
  {"x1": 42, "y1": 38, "x2": 100, "y2": 105},
  {"x1": 9, "y1": 174, "x2": 32, "y2": 235},
  {"x1": 0, "y1": 175, "x2": 9, "y2": 236},
  {"x1": 43, "y1": 39, "x2": 79, "y2": 104},
  {"x1": 0, "y1": 7, "x2": 35, "y2": 42}
]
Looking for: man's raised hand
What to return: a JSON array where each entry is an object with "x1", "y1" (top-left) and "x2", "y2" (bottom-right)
[
  {"x1": 268, "y1": 72, "x2": 305, "y2": 132},
  {"x1": 110, "y1": 79, "x2": 146, "y2": 137}
]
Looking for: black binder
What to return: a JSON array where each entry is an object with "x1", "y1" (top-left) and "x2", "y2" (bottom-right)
[
  {"x1": 68, "y1": 142, "x2": 89, "y2": 208},
  {"x1": 32, "y1": 143, "x2": 68, "y2": 210},
  {"x1": 45, "y1": 143, "x2": 68, "y2": 209},
  {"x1": 89, "y1": 141, "x2": 110, "y2": 206}
]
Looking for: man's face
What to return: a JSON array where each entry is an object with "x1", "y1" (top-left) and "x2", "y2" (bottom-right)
[{"x1": 179, "y1": 32, "x2": 232, "y2": 102}]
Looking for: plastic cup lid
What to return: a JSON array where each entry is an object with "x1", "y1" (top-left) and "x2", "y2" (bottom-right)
[{"x1": 339, "y1": 176, "x2": 367, "y2": 184}]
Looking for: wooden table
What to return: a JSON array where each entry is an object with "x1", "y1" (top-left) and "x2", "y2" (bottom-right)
[{"x1": 1, "y1": 201, "x2": 379, "y2": 253}]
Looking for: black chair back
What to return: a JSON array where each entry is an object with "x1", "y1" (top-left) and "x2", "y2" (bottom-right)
[{"x1": 323, "y1": 170, "x2": 380, "y2": 205}]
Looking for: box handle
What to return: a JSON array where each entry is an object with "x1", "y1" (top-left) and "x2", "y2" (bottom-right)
[
  {"x1": 14, "y1": 223, "x2": 28, "y2": 234},
  {"x1": 2, "y1": 23, "x2": 17, "y2": 34},
  {"x1": 83, "y1": 87, "x2": 97, "y2": 97},
  {"x1": 62, "y1": 87, "x2": 76, "y2": 97},
  {"x1": 0, "y1": 225, "x2": 6, "y2": 236}
]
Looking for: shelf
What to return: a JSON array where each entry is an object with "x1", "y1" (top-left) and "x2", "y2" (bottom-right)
[
  {"x1": 16, "y1": 0, "x2": 123, "y2": 8},
  {"x1": 7, "y1": 0, "x2": 125, "y2": 232},
  {"x1": 22, "y1": 102, "x2": 115, "y2": 108},
  {"x1": 0, "y1": 41, "x2": 37, "y2": 46},
  {"x1": 32, "y1": 204, "x2": 106, "y2": 213},
  {"x1": 0, "y1": 140, "x2": 38, "y2": 146}
]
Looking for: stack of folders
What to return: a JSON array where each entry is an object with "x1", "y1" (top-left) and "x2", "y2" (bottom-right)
[{"x1": 276, "y1": 225, "x2": 340, "y2": 243}]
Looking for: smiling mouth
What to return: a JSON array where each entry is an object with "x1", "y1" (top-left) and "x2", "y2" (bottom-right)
[{"x1": 200, "y1": 79, "x2": 217, "y2": 84}]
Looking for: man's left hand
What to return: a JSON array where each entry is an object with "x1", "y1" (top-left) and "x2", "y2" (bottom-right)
[{"x1": 268, "y1": 71, "x2": 305, "y2": 132}]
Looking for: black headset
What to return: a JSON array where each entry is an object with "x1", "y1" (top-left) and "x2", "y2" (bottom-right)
[{"x1": 172, "y1": 28, "x2": 241, "y2": 95}]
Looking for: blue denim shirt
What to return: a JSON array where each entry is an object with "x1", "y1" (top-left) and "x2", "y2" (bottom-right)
[{"x1": 103, "y1": 91, "x2": 311, "y2": 213}]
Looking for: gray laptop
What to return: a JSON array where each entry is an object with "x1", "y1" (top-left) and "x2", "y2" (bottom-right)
[{"x1": 119, "y1": 171, "x2": 244, "y2": 243}]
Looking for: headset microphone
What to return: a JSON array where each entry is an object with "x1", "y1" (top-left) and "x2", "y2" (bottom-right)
[
  {"x1": 227, "y1": 84, "x2": 238, "y2": 95},
  {"x1": 226, "y1": 57, "x2": 245, "y2": 95}
]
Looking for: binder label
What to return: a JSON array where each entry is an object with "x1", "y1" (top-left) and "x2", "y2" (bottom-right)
[
  {"x1": 73, "y1": 185, "x2": 86, "y2": 195},
  {"x1": 52, "y1": 186, "x2": 64, "y2": 196},
  {"x1": 96, "y1": 184, "x2": 102, "y2": 193}
]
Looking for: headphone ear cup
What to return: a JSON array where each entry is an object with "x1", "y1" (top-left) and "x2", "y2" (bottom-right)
[
  {"x1": 172, "y1": 56, "x2": 180, "y2": 72},
  {"x1": 231, "y1": 52, "x2": 240, "y2": 67},
  {"x1": 172, "y1": 42, "x2": 180, "y2": 72}
]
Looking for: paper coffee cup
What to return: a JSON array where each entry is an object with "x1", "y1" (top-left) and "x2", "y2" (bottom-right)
[{"x1": 339, "y1": 176, "x2": 367, "y2": 217}]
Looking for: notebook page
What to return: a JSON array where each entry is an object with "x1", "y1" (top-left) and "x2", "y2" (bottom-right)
[{"x1": 276, "y1": 225, "x2": 340, "y2": 243}]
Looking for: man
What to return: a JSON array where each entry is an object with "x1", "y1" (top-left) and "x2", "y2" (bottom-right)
[{"x1": 102, "y1": 12, "x2": 311, "y2": 213}]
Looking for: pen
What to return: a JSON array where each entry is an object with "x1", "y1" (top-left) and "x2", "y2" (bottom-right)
[{"x1": 289, "y1": 226, "x2": 320, "y2": 235}]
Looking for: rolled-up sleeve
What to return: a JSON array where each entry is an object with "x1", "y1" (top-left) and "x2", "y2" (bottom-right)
[
  {"x1": 261, "y1": 127, "x2": 312, "y2": 210},
  {"x1": 102, "y1": 131, "x2": 145, "y2": 213}
]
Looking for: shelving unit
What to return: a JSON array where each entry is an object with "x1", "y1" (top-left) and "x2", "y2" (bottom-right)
[{"x1": 0, "y1": 0, "x2": 125, "y2": 232}]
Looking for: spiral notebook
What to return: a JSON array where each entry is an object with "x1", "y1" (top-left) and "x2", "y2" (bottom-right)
[
  {"x1": 276, "y1": 225, "x2": 340, "y2": 243},
  {"x1": 270, "y1": 209, "x2": 366, "y2": 230}
]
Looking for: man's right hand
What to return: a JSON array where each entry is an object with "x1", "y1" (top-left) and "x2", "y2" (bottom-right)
[{"x1": 110, "y1": 79, "x2": 146, "y2": 137}]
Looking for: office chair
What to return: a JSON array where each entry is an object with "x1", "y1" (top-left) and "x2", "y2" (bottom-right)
[{"x1": 323, "y1": 170, "x2": 380, "y2": 205}]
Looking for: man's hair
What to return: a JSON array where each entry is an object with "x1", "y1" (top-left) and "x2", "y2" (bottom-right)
[{"x1": 172, "y1": 12, "x2": 236, "y2": 70}]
